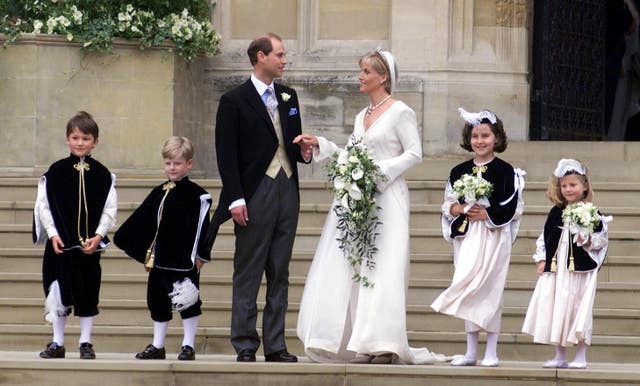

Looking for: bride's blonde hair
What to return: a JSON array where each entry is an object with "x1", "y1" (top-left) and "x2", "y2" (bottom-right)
[{"x1": 359, "y1": 51, "x2": 395, "y2": 94}]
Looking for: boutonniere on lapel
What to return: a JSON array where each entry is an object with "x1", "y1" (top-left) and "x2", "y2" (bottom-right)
[{"x1": 280, "y1": 92, "x2": 291, "y2": 102}]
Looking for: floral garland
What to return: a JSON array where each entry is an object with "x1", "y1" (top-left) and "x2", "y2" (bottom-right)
[
  {"x1": 325, "y1": 136, "x2": 386, "y2": 287},
  {"x1": 0, "y1": 1, "x2": 221, "y2": 63}
]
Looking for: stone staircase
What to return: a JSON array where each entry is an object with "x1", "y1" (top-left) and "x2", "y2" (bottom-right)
[{"x1": 1, "y1": 142, "x2": 640, "y2": 385}]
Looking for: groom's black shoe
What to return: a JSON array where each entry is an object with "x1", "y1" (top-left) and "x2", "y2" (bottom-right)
[
  {"x1": 237, "y1": 350, "x2": 256, "y2": 362},
  {"x1": 265, "y1": 350, "x2": 298, "y2": 362}
]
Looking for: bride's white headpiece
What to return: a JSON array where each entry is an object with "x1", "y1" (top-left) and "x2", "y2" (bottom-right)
[
  {"x1": 378, "y1": 50, "x2": 397, "y2": 93},
  {"x1": 553, "y1": 158, "x2": 585, "y2": 178},
  {"x1": 458, "y1": 107, "x2": 497, "y2": 127}
]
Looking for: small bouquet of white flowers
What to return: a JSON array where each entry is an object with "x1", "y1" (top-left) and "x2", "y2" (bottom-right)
[
  {"x1": 562, "y1": 202, "x2": 602, "y2": 245},
  {"x1": 326, "y1": 136, "x2": 386, "y2": 288},
  {"x1": 451, "y1": 173, "x2": 493, "y2": 233},
  {"x1": 452, "y1": 173, "x2": 493, "y2": 207}
]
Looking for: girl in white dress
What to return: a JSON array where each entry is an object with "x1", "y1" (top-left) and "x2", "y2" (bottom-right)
[
  {"x1": 294, "y1": 51, "x2": 444, "y2": 364},
  {"x1": 522, "y1": 159, "x2": 610, "y2": 369},
  {"x1": 430, "y1": 108, "x2": 525, "y2": 367}
]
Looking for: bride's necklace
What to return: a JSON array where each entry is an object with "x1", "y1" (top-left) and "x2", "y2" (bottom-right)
[{"x1": 366, "y1": 95, "x2": 391, "y2": 116}]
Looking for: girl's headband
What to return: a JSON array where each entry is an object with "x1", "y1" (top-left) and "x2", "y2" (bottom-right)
[{"x1": 553, "y1": 158, "x2": 585, "y2": 178}]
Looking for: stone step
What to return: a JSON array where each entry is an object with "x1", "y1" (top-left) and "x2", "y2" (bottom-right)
[
  {"x1": 1, "y1": 324, "x2": 640, "y2": 364},
  {"x1": 3, "y1": 247, "x2": 639, "y2": 284},
  {"x1": 2, "y1": 201, "x2": 635, "y2": 234},
  {"x1": 2, "y1": 351, "x2": 640, "y2": 386},
  {"x1": 2, "y1": 177, "x2": 639, "y2": 208},
  {"x1": 2, "y1": 224, "x2": 639, "y2": 256},
  {"x1": 3, "y1": 297, "x2": 638, "y2": 338},
  {"x1": 3, "y1": 272, "x2": 640, "y2": 310}
]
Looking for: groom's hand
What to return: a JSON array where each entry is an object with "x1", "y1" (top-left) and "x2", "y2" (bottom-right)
[
  {"x1": 293, "y1": 134, "x2": 317, "y2": 162},
  {"x1": 231, "y1": 205, "x2": 249, "y2": 226}
]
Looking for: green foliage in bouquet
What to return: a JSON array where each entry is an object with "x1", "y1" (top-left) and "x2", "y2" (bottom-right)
[{"x1": 325, "y1": 136, "x2": 386, "y2": 288}]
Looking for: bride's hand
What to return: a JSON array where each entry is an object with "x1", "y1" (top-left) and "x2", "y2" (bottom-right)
[{"x1": 293, "y1": 134, "x2": 319, "y2": 148}]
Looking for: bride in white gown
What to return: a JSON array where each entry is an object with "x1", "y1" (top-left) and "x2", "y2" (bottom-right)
[{"x1": 294, "y1": 51, "x2": 446, "y2": 364}]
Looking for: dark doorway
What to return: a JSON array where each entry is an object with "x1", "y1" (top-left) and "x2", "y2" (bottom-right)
[{"x1": 530, "y1": 1, "x2": 606, "y2": 140}]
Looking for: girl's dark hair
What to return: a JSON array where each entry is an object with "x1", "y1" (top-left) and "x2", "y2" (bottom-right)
[
  {"x1": 66, "y1": 111, "x2": 99, "y2": 138},
  {"x1": 459, "y1": 116, "x2": 507, "y2": 153}
]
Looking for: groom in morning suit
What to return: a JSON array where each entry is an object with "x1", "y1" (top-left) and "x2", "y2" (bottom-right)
[{"x1": 209, "y1": 33, "x2": 311, "y2": 362}]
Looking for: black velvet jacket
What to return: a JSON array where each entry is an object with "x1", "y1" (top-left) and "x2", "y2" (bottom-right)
[
  {"x1": 448, "y1": 157, "x2": 518, "y2": 239},
  {"x1": 114, "y1": 177, "x2": 211, "y2": 270}
]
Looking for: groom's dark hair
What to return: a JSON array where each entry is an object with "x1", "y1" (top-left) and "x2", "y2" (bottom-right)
[{"x1": 247, "y1": 32, "x2": 282, "y2": 66}]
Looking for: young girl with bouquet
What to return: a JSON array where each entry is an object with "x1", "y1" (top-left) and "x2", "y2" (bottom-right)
[
  {"x1": 522, "y1": 159, "x2": 611, "y2": 369},
  {"x1": 431, "y1": 108, "x2": 525, "y2": 367}
]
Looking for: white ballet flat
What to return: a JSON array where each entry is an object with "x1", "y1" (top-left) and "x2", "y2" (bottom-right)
[
  {"x1": 480, "y1": 358, "x2": 499, "y2": 367},
  {"x1": 543, "y1": 359, "x2": 568, "y2": 368},
  {"x1": 451, "y1": 357, "x2": 476, "y2": 366},
  {"x1": 568, "y1": 361, "x2": 587, "y2": 369}
]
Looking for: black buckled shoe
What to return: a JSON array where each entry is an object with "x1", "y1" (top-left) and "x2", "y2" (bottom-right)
[
  {"x1": 135, "y1": 344, "x2": 166, "y2": 360},
  {"x1": 178, "y1": 345, "x2": 195, "y2": 361},
  {"x1": 236, "y1": 350, "x2": 256, "y2": 362},
  {"x1": 39, "y1": 342, "x2": 65, "y2": 359},
  {"x1": 265, "y1": 350, "x2": 297, "y2": 362},
  {"x1": 79, "y1": 342, "x2": 96, "y2": 359}
]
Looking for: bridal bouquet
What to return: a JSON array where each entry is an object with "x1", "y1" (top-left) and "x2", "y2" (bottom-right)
[
  {"x1": 562, "y1": 202, "x2": 602, "y2": 245},
  {"x1": 326, "y1": 136, "x2": 386, "y2": 288},
  {"x1": 452, "y1": 173, "x2": 493, "y2": 207}
]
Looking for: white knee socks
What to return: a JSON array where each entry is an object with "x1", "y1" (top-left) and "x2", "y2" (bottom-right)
[
  {"x1": 464, "y1": 331, "x2": 479, "y2": 360},
  {"x1": 52, "y1": 316, "x2": 67, "y2": 346},
  {"x1": 152, "y1": 321, "x2": 169, "y2": 349},
  {"x1": 483, "y1": 332, "x2": 499, "y2": 362},
  {"x1": 573, "y1": 341, "x2": 587, "y2": 364},
  {"x1": 181, "y1": 316, "x2": 199, "y2": 348},
  {"x1": 78, "y1": 316, "x2": 94, "y2": 344}
]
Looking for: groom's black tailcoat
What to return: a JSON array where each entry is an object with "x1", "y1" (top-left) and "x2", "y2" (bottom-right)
[{"x1": 207, "y1": 78, "x2": 306, "y2": 354}]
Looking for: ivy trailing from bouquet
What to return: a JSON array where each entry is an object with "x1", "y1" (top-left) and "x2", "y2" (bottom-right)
[{"x1": 325, "y1": 136, "x2": 386, "y2": 288}]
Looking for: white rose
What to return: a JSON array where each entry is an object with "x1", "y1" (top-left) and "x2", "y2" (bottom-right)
[
  {"x1": 351, "y1": 168, "x2": 363, "y2": 181},
  {"x1": 348, "y1": 155, "x2": 360, "y2": 164},
  {"x1": 33, "y1": 20, "x2": 43, "y2": 33},
  {"x1": 333, "y1": 177, "x2": 346, "y2": 192}
]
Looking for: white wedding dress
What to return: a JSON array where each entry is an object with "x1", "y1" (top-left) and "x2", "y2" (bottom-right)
[{"x1": 297, "y1": 101, "x2": 445, "y2": 364}]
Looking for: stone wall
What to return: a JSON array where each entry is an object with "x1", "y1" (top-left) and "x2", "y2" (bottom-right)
[
  {"x1": 0, "y1": 35, "x2": 208, "y2": 178},
  {"x1": 205, "y1": 0, "x2": 532, "y2": 179},
  {"x1": 0, "y1": 1, "x2": 532, "y2": 178}
]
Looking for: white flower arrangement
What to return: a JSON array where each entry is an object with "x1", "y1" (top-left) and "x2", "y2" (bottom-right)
[
  {"x1": 562, "y1": 202, "x2": 601, "y2": 245},
  {"x1": 452, "y1": 173, "x2": 493, "y2": 207},
  {"x1": 325, "y1": 136, "x2": 386, "y2": 287},
  {"x1": 280, "y1": 92, "x2": 291, "y2": 102},
  {"x1": 1, "y1": 2, "x2": 221, "y2": 63}
]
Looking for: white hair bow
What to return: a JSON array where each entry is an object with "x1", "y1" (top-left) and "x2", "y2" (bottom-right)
[
  {"x1": 458, "y1": 107, "x2": 497, "y2": 126},
  {"x1": 553, "y1": 158, "x2": 585, "y2": 178}
]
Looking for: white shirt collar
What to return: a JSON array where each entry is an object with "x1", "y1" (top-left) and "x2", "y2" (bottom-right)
[{"x1": 251, "y1": 73, "x2": 274, "y2": 96}]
